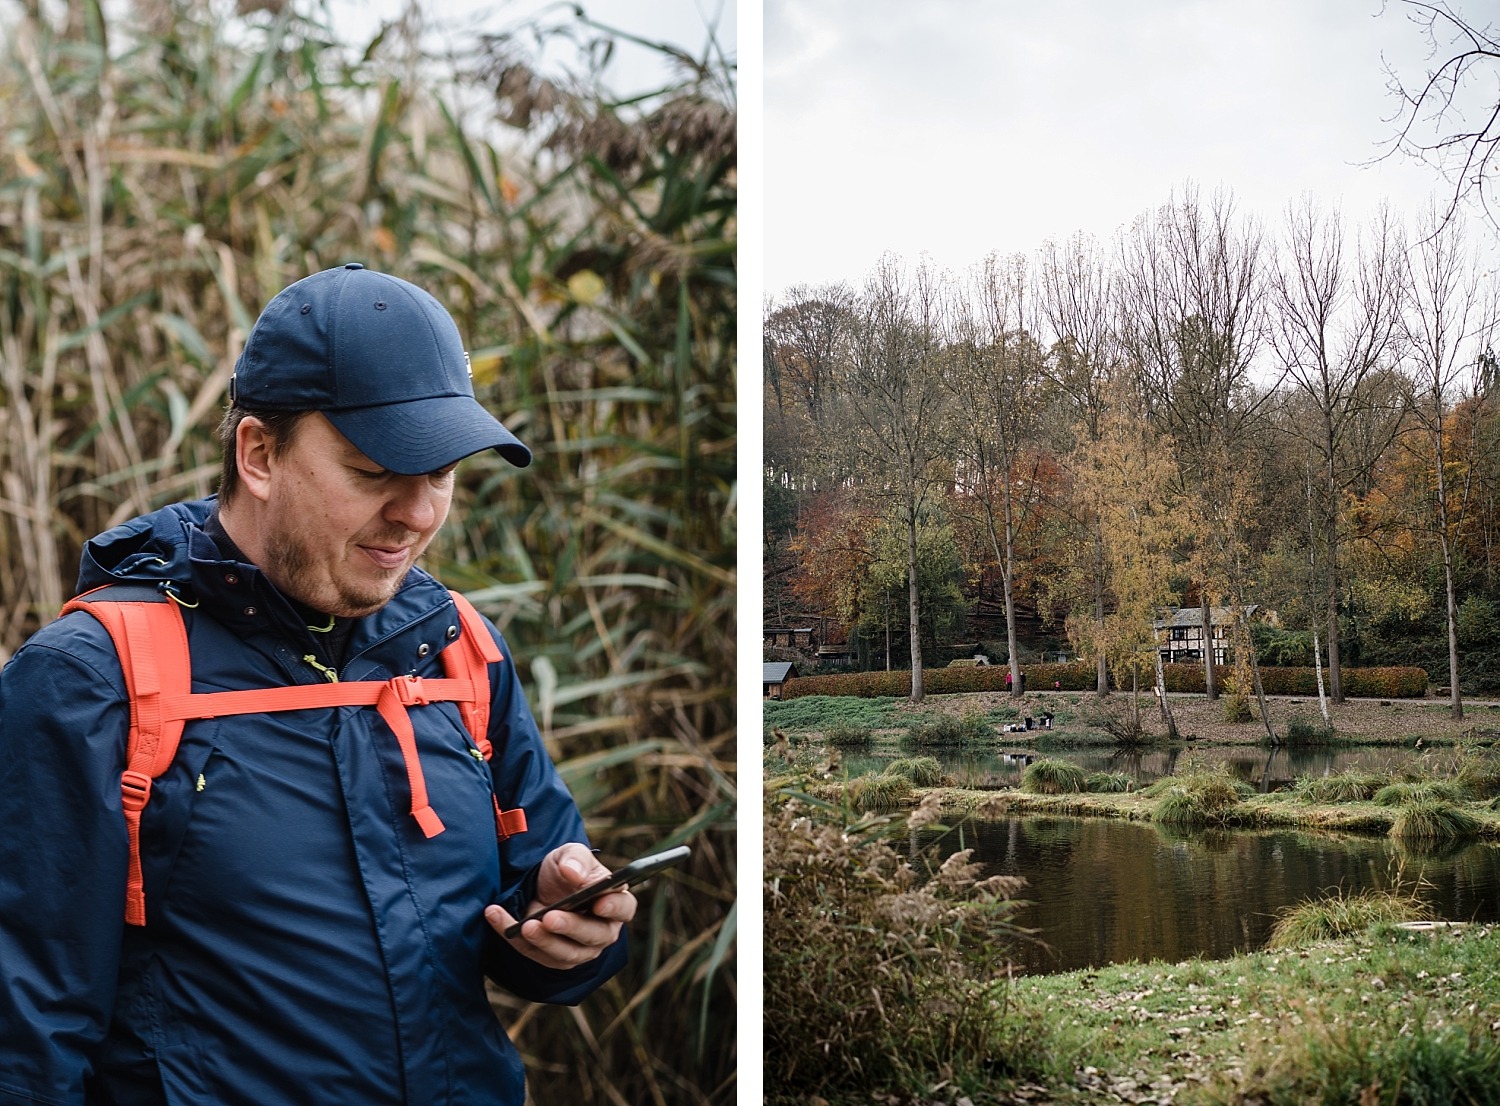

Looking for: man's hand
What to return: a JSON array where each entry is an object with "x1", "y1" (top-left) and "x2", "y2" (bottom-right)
[{"x1": 484, "y1": 843, "x2": 634, "y2": 969}]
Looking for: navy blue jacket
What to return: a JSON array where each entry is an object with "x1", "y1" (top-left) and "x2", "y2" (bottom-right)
[{"x1": 0, "y1": 499, "x2": 625, "y2": 1104}]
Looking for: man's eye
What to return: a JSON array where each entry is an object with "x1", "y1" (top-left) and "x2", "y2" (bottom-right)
[{"x1": 354, "y1": 467, "x2": 389, "y2": 480}]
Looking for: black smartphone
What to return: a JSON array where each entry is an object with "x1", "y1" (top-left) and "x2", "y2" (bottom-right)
[{"x1": 502, "y1": 845, "x2": 691, "y2": 939}]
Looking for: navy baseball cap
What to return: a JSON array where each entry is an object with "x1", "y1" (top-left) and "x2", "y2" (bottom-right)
[{"x1": 230, "y1": 263, "x2": 531, "y2": 473}]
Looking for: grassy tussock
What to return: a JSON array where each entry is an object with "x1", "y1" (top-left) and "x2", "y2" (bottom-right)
[
  {"x1": 1388, "y1": 800, "x2": 1481, "y2": 842},
  {"x1": 1146, "y1": 770, "x2": 1250, "y2": 828},
  {"x1": 1084, "y1": 771, "x2": 1134, "y2": 793},
  {"x1": 845, "y1": 773, "x2": 913, "y2": 812},
  {"x1": 1456, "y1": 755, "x2": 1500, "y2": 800},
  {"x1": 1292, "y1": 771, "x2": 1387, "y2": 803},
  {"x1": 883, "y1": 756, "x2": 945, "y2": 787},
  {"x1": 1267, "y1": 888, "x2": 1432, "y2": 948},
  {"x1": 1021, "y1": 758, "x2": 1087, "y2": 795},
  {"x1": 1372, "y1": 780, "x2": 1467, "y2": 806}
]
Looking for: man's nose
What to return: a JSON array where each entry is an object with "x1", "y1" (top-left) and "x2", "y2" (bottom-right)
[{"x1": 384, "y1": 476, "x2": 439, "y2": 533}]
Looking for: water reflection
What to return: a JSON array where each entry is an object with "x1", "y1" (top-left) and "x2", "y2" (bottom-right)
[{"x1": 909, "y1": 816, "x2": 1500, "y2": 975}]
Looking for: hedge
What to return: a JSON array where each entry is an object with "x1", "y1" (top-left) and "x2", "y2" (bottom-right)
[
  {"x1": 780, "y1": 663, "x2": 1099, "y2": 700},
  {"x1": 780, "y1": 662, "x2": 1429, "y2": 700},
  {"x1": 1160, "y1": 663, "x2": 1427, "y2": 699}
]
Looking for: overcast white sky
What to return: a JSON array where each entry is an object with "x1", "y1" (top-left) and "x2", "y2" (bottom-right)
[{"x1": 763, "y1": 0, "x2": 1471, "y2": 297}]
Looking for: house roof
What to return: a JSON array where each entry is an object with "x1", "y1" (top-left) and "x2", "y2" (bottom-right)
[
  {"x1": 763, "y1": 662, "x2": 799, "y2": 684},
  {"x1": 1156, "y1": 605, "x2": 1259, "y2": 629}
]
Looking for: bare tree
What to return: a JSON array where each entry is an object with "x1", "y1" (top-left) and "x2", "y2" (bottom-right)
[
  {"x1": 1037, "y1": 232, "x2": 1117, "y2": 696},
  {"x1": 1116, "y1": 185, "x2": 1272, "y2": 702},
  {"x1": 1399, "y1": 207, "x2": 1498, "y2": 719},
  {"x1": 1381, "y1": 0, "x2": 1500, "y2": 234},
  {"x1": 1269, "y1": 199, "x2": 1408, "y2": 704},
  {"x1": 946, "y1": 252, "x2": 1047, "y2": 698},
  {"x1": 836, "y1": 254, "x2": 951, "y2": 702},
  {"x1": 764, "y1": 283, "x2": 858, "y2": 486},
  {"x1": 765, "y1": 283, "x2": 857, "y2": 428}
]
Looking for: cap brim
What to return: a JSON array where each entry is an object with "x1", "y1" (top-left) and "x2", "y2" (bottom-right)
[{"x1": 327, "y1": 395, "x2": 532, "y2": 474}]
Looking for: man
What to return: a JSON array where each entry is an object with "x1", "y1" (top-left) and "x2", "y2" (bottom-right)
[{"x1": 0, "y1": 264, "x2": 631, "y2": 1104}]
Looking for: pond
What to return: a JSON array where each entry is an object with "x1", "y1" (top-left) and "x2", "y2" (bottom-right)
[{"x1": 909, "y1": 815, "x2": 1500, "y2": 975}]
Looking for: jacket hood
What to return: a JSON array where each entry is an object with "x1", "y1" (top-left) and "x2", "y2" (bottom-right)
[
  {"x1": 78, "y1": 498, "x2": 217, "y2": 594},
  {"x1": 76, "y1": 497, "x2": 454, "y2": 662}
]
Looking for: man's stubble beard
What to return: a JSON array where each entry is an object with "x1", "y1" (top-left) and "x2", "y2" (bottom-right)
[{"x1": 263, "y1": 522, "x2": 416, "y2": 619}]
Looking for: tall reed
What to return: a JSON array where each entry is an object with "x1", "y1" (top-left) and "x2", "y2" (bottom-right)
[{"x1": 0, "y1": 3, "x2": 735, "y2": 1102}]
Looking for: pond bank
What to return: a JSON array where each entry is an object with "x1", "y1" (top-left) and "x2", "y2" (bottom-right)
[
  {"x1": 919, "y1": 785, "x2": 1500, "y2": 839},
  {"x1": 998, "y1": 922, "x2": 1500, "y2": 1105}
]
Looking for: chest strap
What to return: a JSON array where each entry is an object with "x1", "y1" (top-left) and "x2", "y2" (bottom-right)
[{"x1": 60, "y1": 586, "x2": 527, "y2": 926}]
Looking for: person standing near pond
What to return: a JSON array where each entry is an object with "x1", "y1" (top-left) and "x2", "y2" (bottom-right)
[{"x1": 0, "y1": 264, "x2": 631, "y2": 1105}]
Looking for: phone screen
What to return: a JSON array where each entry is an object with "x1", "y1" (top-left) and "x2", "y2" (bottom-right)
[{"x1": 502, "y1": 845, "x2": 690, "y2": 939}]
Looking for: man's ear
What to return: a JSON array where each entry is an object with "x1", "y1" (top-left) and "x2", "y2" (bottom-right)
[{"x1": 236, "y1": 416, "x2": 277, "y2": 503}]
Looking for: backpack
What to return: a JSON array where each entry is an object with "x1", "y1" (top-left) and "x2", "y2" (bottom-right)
[{"x1": 59, "y1": 584, "x2": 529, "y2": 926}]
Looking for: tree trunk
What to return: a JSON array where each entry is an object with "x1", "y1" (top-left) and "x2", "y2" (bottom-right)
[
  {"x1": 980, "y1": 479, "x2": 1024, "y2": 700},
  {"x1": 1242, "y1": 614, "x2": 1275, "y2": 744},
  {"x1": 1093, "y1": 518, "x2": 1109, "y2": 697},
  {"x1": 906, "y1": 508, "x2": 924, "y2": 703},
  {"x1": 1312, "y1": 628, "x2": 1331, "y2": 727},
  {"x1": 1002, "y1": 480, "x2": 1022, "y2": 700},
  {"x1": 1153, "y1": 641, "x2": 1179, "y2": 741},
  {"x1": 1200, "y1": 592, "x2": 1218, "y2": 700},
  {"x1": 884, "y1": 590, "x2": 891, "y2": 673},
  {"x1": 1443, "y1": 550, "x2": 1463, "y2": 720},
  {"x1": 1430, "y1": 419, "x2": 1464, "y2": 720},
  {"x1": 1324, "y1": 448, "x2": 1345, "y2": 704}
]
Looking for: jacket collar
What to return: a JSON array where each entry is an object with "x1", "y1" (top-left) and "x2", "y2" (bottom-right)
[{"x1": 77, "y1": 497, "x2": 460, "y2": 675}]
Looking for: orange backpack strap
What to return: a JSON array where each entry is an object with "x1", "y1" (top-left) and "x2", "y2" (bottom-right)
[
  {"x1": 443, "y1": 590, "x2": 527, "y2": 841},
  {"x1": 60, "y1": 586, "x2": 191, "y2": 927},
  {"x1": 59, "y1": 585, "x2": 528, "y2": 926}
]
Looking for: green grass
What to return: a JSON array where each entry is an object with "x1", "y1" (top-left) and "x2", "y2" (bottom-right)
[
  {"x1": 763, "y1": 694, "x2": 902, "y2": 733},
  {"x1": 1009, "y1": 924, "x2": 1500, "y2": 1105},
  {"x1": 902, "y1": 710, "x2": 995, "y2": 748},
  {"x1": 1084, "y1": 771, "x2": 1134, "y2": 793}
]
